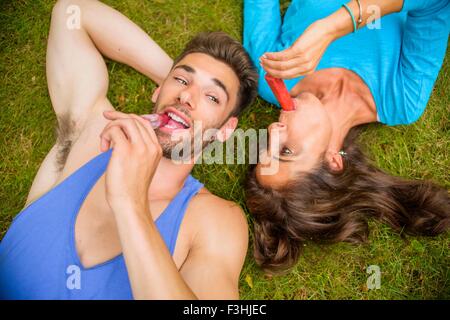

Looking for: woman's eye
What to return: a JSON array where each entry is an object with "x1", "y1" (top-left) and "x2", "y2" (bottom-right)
[
  {"x1": 174, "y1": 77, "x2": 187, "y2": 85},
  {"x1": 281, "y1": 147, "x2": 293, "y2": 155},
  {"x1": 207, "y1": 95, "x2": 219, "y2": 104}
]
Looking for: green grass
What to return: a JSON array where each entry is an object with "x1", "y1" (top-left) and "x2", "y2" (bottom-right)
[{"x1": 1, "y1": 0, "x2": 449, "y2": 299}]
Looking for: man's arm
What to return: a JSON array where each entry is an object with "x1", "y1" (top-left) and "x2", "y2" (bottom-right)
[
  {"x1": 77, "y1": 0, "x2": 173, "y2": 85},
  {"x1": 179, "y1": 196, "x2": 249, "y2": 299},
  {"x1": 27, "y1": 0, "x2": 172, "y2": 206},
  {"x1": 99, "y1": 111, "x2": 249, "y2": 299},
  {"x1": 112, "y1": 193, "x2": 248, "y2": 299},
  {"x1": 48, "y1": 0, "x2": 172, "y2": 129}
]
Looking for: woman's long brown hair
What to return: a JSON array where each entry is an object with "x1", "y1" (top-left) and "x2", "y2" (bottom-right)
[{"x1": 245, "y1": 128, "x2": 450, "y2": 274}]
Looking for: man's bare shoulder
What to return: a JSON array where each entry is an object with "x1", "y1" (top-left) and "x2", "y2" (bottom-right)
[
  {"x1": 179, "y1": 188, "x2": 249, "y2": 299},
  {"x1": 187, "y1": 187, "x2": 249, "y2": 250}
]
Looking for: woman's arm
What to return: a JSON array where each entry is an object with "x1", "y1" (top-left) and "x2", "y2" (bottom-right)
[
  {"x1": 330, "y1": 0, "x2": 404, "y2": 39},
  {"x1": 261, "y1": 0, "x2": 405, "y2": 78},
  {"x1": 384, "y1": 0, "x2": 450, "y2": 124},
  {"x1": 243, "y1": 0, "x2": 283, "y2": 71}
]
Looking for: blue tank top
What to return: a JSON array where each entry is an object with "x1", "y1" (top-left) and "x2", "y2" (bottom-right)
[{"x1": 0, "y1": 148, "x2": 204, "y2": 299}]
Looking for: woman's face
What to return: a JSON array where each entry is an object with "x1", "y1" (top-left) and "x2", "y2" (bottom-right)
[{"x1": 256, "y1": 91, "x2": 333, "y2": 188}]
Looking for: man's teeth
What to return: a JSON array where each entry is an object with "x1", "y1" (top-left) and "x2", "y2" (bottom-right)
[{"x1": 167, "y1": 112, "x2": 189, "y2": 128}]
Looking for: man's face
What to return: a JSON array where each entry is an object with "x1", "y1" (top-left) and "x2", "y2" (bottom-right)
[{"x1": 151, "y1": 52, "x2": 240, "y2": 159}]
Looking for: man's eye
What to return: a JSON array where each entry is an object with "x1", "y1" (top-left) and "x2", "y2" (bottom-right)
[
  {"x1": 207, "y1": 95, "x2": 219, "y2": 104},
  {"x1": 174, "y1": 77, "x2": 187, "y2": 85},
  {"x1": 281, "y1": 147, "x2": 293, "y2": 155}
]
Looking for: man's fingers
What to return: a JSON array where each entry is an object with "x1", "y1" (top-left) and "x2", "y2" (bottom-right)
[
  {"x1": 101, "y1": 118, "x2": 144, "y2": 146},
  {"x1": 128, "y1": 116, "x2": 157, "y2": 150},
  {"x1": 126, "y1": 116, "x2": 163, "y2": 159},
  {"x1": 100, "y1": 126, "x2": 128, "y2": 152},
  {"x1": 103, "y1": 110, "x2": 159, "y2": 145},
  {"x1": 101, "y1": 111, "x2": 161, "y2": 155},
  {"x1": 128, "y1": 114, "x2": 160, "y2": 147},
  {"x1": 103, "y1": 110, "x2": 129, "y2": 120}
]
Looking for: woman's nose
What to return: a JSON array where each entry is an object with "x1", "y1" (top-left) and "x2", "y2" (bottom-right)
[
  {"x1": 267, "y1": 122, "x2": 286, "y2": 154},
  {"x1": 268, "y1": 122, "x2": 286, "y2": 133}
]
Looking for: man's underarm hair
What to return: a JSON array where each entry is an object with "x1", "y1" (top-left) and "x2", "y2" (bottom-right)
[{"x1": 54, "y1": 113, "x2": 79, "y2": 172}]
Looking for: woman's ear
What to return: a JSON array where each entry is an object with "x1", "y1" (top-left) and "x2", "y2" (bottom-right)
[
  {"x1": 325, "y1": 150, "x2": 344, "y2": 172},
  {"x1": 151, "y1": 87, "x2": 161, "y2": 103},
  {"x1": 216, "y1": 117, "x2": 238, "y2": 142}
]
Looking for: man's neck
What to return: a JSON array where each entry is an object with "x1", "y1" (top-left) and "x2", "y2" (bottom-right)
[{"x1": 147, "y1": 156, "x2": 195, "y2": 201}]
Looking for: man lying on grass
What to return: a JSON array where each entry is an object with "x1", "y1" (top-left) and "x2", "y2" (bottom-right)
[{"x1": 0, "y1": 0, "x2": 258, "y2": 299}]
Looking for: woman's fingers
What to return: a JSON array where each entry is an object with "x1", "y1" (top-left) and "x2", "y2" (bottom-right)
[
  {"x1": 264, "y1": 64, "x2": 315, "y2": 79},
  {"x1": 263, "y1": 48, "x2": 296, "y2": 61},
  {"x1": 261, "y1": 50, "x2": 316, "y2": 79},
  {"x1": 261, "y1": 54, "x2": 308, "y2": 71}
]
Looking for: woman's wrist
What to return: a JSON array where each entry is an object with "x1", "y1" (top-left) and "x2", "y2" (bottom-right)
[
  {"x1": 322, "y1": 5, "x2": 357, "y2": 41},
  {"x1": 312, "y1": 18, "x2": 340, "y2": 45},
  {"x1": 324, "y1": 0, "x2": 404, "y2": 40}
]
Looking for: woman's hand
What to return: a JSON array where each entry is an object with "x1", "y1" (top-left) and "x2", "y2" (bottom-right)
[
  {"x1": 99, "y1": 110, "x2": 162, "y2": 212},
  {"x1": 260, "y1": 19, "x2": 336, "y2": 79}
]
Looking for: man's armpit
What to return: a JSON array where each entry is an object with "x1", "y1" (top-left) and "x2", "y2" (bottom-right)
[{"x1": 54, "y1": 113, "x2": 79, "y2": 172}]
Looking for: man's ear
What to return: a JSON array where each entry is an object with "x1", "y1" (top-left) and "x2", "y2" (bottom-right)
[
  {"x1": 151, "y1": 87, "x2": 161, "y2": 103},
  {"x1": 216, "y1": 117, "x2": 238, "y2": 142},
  {"x1": 325, "y1": 150, "x2": 344, "y2": 172}
]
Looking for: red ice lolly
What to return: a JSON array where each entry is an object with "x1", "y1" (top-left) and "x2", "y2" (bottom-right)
[
  {"x1": 141, "y1": 113, "x2": 170, "y2": 129},
  {"x1": 264, "y1": 74, "x2": 296, "y2": 111}
]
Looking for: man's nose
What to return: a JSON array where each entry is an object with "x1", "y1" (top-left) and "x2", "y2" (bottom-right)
[{"x1": 177, "y1": 90, "x2": 195, "y2": 110}]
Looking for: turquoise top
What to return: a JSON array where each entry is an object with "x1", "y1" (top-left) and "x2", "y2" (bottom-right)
[{"x1": 244, "y1": 0, "x2": 449, "y2": 125}]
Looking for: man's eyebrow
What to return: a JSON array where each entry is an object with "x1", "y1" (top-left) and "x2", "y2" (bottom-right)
[
  {"x1": 213, "y1": 78, "x2": 230, "y2": 100},
  {"x1": 212, "y1": 78, "x2": 229, "y2": 102},
  {"x1": 174, "y1": 64, "x2": 195, "y2": 73}
]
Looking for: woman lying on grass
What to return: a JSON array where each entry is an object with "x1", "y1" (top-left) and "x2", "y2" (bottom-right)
[{"x1": 243, "y1": 0, "x2": 450, "y2": 273}]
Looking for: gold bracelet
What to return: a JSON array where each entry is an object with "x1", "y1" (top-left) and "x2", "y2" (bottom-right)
[{"x1": 356, "y1": 0, "x2": 363, "y2": 28}]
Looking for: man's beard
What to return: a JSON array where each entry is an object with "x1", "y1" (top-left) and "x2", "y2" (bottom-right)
[
  {"x1": 152, "y1": 102, "x2": 222, "y2": 161},
  {"x1": 155, "y1": 127, "x2": 214, "y2": 161}
]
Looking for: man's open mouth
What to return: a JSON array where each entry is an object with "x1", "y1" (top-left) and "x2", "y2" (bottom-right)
[{"x1": 160, "y1": 108, "x2": 191, "y2": 130}]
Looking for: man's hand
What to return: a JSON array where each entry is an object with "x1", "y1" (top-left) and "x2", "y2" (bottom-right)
[{"x1": 99, "y1": 110, "x2": 162, "y2": 211}]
